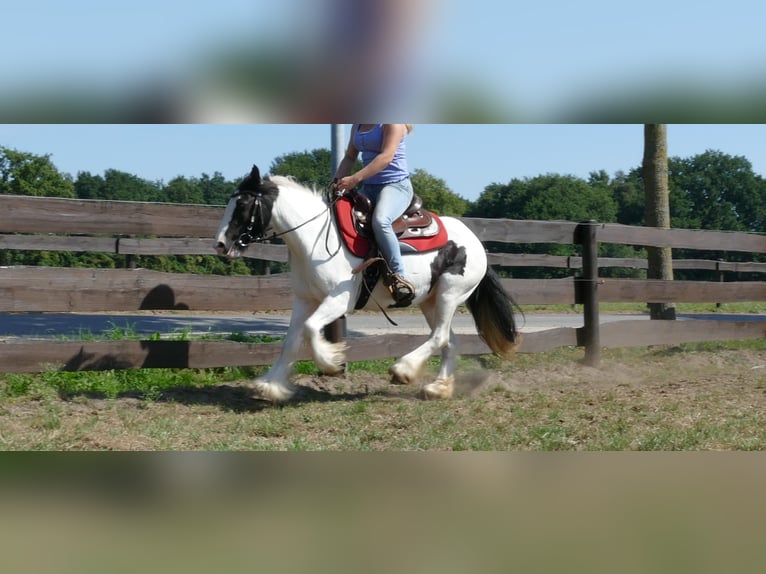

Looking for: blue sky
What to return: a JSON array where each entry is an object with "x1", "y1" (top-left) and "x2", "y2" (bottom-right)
[{"x1": 4, "y1": 124, "x2": 766, "y2": 201}]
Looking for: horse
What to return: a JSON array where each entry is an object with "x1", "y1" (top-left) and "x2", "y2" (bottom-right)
[{"x1": 214, "y1": 165, "x2": 521, "y2": 401}]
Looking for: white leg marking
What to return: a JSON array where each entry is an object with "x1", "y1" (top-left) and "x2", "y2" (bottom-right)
[{"x1": 253, "y1": 298, "x2": 314, "y2": 402}]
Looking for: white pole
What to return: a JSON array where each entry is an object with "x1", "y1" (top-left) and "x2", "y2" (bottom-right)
[{"x1": 331, "y1": 123, "x2": 345, "y2": 177}]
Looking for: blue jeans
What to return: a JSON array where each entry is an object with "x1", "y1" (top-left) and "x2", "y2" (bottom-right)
[{"x1": 361, "y1": 178, "x2": 413, "y2": 276}]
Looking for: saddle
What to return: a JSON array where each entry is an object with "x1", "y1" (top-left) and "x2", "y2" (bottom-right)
[
  {"x1": 350, "y1": 191, "x2": 439, "y2": 243},
  {"x1": 333, "y1": 190, "x2": 449, "y2": 310}
]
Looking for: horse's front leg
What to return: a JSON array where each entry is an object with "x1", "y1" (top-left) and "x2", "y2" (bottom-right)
[
  {"x1": 254, "y1": 297, "x2": 314, "y2": 402},
  {"x1": 303, "y1": 287, "x2": 355, "y2": 376}
]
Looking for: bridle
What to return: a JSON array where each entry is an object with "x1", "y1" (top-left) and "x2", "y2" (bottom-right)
[
  {"x1": 230, "y1": 188, "x2": 341, "y2": 256},
  {"x1": 231, "y1": 189, "x2": 273, "y2": 249}
]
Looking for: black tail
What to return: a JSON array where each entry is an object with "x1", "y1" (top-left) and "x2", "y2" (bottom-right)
[{"x1": 466, "y1": 268, "x2": 522, "y2": 357}]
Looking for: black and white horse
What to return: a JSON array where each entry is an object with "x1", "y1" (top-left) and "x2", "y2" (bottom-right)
[{"x1": 215, "y1": 166, "x2": 520, "y2": 401}]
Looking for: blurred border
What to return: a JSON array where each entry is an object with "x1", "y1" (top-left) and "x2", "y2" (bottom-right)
[{"x1": 1, "y1": 452, "x2": 765, "y2": 573}]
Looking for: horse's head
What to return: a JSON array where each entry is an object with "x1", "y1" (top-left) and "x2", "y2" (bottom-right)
[{"x1": 214, "y1": 165, "x2": 280, "y2": 259}]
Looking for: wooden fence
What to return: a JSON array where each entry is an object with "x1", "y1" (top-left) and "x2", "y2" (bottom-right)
[{"x1": 1, "y1": 194, "x2": 764, "y2": 373}]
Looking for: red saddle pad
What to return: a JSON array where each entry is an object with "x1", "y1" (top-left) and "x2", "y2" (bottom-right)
[{"x1": 334, "y1": 196, "x2": 449, "y2": 258}]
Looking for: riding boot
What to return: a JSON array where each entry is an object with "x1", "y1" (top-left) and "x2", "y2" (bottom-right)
[{"x1": 384, "y1": 271, "x2": 415, "y2": 307}]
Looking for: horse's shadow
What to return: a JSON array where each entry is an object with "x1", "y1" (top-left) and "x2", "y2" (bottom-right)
[
  {"x1": 159, "y1": 382, "x2": 385, "y2": 413},
  {"x1": 58, "y1": 379, "x2": 420, "y2": 414}
]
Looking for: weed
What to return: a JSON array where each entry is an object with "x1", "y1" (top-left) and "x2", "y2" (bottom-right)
[{"x1": 103, "y1": 321, "x2": 140, "y2": 340}]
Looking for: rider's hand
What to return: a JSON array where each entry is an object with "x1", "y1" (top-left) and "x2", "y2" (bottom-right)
[
  {"x1": 328, "y1": 178, "x2": 343, "y2": 198},
  {"x1": 335, "y1": 175, "x2": 359, "y2": 193}
]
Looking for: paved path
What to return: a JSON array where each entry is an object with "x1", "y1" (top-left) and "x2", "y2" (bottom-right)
[
  {"x1": 0, "y1": 311, "x2": 635, "y2": 339},
  {"x1": 1, "y1": 311, "x2": 763, "y2": 340}
]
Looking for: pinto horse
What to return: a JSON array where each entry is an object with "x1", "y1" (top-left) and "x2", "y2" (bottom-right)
[{"x1": 214, "y1": 165, "x2": 520, "y2": 401}]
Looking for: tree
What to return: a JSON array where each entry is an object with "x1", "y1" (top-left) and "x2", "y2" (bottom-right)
[
  {"x1": 597, "y1": 170, "x2": 643, "y2": 227},
  {"x1": 470, "y1": 173, "x2": 618, "y2": 223},
  {"x1": 410, "y1": 168, "x2": 468, "y2": 216},
  {"x1": 164, "y1": 176, "x2": 204, "y2": 204},
  {"x1": 0, "y1": 146, "x2": 75, "y2": 197},
  {"x1": 669, "y1": 150, "x2": 766, "y2": 233},
  {"x1": 643, "y1": 124, "x2": 676, "y2": 320},
  {"x1": 270, "y1": 148, "x2": 335, "y2": 189},
  {"x1": 74, "y1": 171, "x2": 105, "y2": 200},
  {"x1": 99, "y1": 169, "x2": 160, "y2": 202},
  {"x1": 199, "y1": 171, "x2": 236, "y2": 206}
]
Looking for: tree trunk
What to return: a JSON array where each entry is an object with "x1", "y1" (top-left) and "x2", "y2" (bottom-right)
[{"x1": 643, "y1": 124, "x2": 676, "y2": 320}]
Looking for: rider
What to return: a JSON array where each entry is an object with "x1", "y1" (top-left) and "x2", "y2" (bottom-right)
[{"x1": 333, "y1": 124, "x2": 416, "y2": 304}]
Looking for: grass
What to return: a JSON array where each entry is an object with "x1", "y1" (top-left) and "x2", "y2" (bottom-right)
[{"x1": 2, "y1": 337, "x2": 765, "y2": 451}]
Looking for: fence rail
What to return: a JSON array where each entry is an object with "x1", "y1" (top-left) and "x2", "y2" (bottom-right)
[{"x1": 1, "y1": 194, "x2": 764, "y2": 373}]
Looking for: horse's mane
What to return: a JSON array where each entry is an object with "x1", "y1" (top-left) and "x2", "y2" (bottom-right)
[{"x1": 266, "y1": 175, "x2": 326, "y2": 201}]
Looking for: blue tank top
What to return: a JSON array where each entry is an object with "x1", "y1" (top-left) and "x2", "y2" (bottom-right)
[{"x1": 354, "y1": 124, "x2": 409, "y2": 185}]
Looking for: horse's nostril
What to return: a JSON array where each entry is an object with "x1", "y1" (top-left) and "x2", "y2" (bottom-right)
[{"x1": 214, "y1": 242, "x2": 226, "y2": 253}]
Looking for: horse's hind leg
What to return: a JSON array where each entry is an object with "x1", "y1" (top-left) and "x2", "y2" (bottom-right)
[
  {"x1": 421, "y1": 296, "x2": 459, "y2": 399},
  {"x1": 390, "y1": 294, "x2": 459, "y2": 399}
]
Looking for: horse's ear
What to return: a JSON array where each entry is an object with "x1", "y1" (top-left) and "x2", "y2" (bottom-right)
[{"x1": 250, "y1": 165, "x2": 261, "y2": 182}]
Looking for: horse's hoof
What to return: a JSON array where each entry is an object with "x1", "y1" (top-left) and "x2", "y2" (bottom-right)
[
  {"x1": 389, "y1": 364, "x2": 416, "y2": 385},
  {"x1": 314, "y1": 342, "x2": 348, "y2": 376},
  {"x1": 253, "y1": 381, "x2": 295, "y2": 403},
  {"x1": 422, "y1": 378, "x2": 454, "y2": 400},
  {"x1": 318, "y1": 364, "x2": 346, "y2": 377}
]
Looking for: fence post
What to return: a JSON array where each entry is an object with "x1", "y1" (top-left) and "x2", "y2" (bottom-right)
[
  {"x1": 716, "y1": 259, "x2": 724, "y2": 309},
  {"x1": 575, "y1": 221, "x2": 601, "y2": 367},
  {"x1": 119, "y1": 236, "x2": 137, "y2": 270}
]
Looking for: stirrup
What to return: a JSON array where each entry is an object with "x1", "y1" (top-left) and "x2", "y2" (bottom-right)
[{"x1": 387, "y1": 273, "x2": 415, "y2": 306}]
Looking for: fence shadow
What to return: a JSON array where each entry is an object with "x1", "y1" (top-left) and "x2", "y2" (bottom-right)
[
  {"x1": 61, "y1": 341, "x2": 191, "y2": 371},
  {"x1": 62, "y1": 347, "x2": 135, "y2": 371}
]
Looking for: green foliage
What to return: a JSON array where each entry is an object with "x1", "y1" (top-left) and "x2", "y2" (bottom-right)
[
  {"x1": 471, "y1": 173, "x2": 618, "y2": 222},
  {"x1": 163, "y1": 176, "x2": 205, "y2": 204},
  {"x1": 615, "y1": 150, "x2": 766, "y2": 233},
  {"x1": 410, "y1": 168, "x2": 468, "y2": 216},
  {"x1": 133, "y1": 254, "x2": 256, "y2": 276},
  {"x1": 0, "y1": 146, "x2": 75, "y2": 197},
  {"x1": 607, "y1": 169, "x2": 645, "y2": 226},
  {"x1": 669, "y1": 150, "x2": 766, "y2": 232},
  {"x1": 87, "y1": 169, "x2": 161, "y2": 202},
  {"x1": 198, "y1": 172, "x2": 237, "y2": 205},
  {"x1": 269, "y1": 148, "x2": 336, "y2": 189}
]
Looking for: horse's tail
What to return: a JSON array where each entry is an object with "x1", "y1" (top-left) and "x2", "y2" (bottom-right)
[{"x1": 466, "y1": 267, "x2": 523, "y2": 357}]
